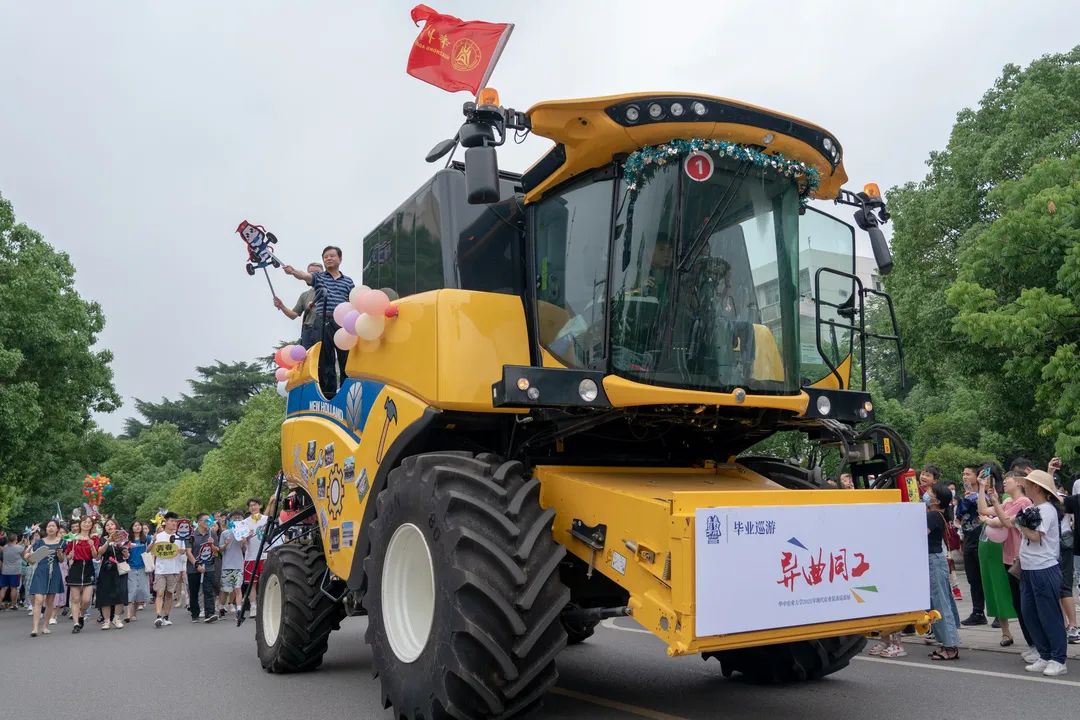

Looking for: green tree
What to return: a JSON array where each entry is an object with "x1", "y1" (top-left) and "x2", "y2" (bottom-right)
[
  {"x1": 878, "y1": 46, "x2": 1080, "y2": 471},
  {"x1": 125, "y1": 360, "x2": 271, "y2": 468},
  {"x1": 94, "y1": 423, "x2": 187, "y2": 523},
  {"x1": 0, "y1": 192, "x2": 119, "y2": 523},
  {"x1": 947, "y1": 155, "x2": 1080, "y2": 460},
  {"x1": 166, "y1": 389, "x2": 284, "y2": 515}
]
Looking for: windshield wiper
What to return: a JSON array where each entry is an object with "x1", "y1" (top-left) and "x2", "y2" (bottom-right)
[{"x1": 676, "y1": 161, "x2": 751, "y2": 273}]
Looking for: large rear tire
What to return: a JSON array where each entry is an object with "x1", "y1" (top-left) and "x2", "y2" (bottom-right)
[
  {"x1": 362, "y1": 452, "x2": 569, "y2": 720},
  {"x1": 256, "y1": 543, "x2": 346, "y2": 673},
  {"x1": 704, "y1": 635, "x2": 867, "y2": 683}
]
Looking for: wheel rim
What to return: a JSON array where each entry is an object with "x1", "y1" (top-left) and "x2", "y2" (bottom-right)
[
  {"x1": 263, "y1": 574, "x2": 282, "y2": 647},
  {"x1": 382, "y1": 522, "x2": 435, "y2": 663}
]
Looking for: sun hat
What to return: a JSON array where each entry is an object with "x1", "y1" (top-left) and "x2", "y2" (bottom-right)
[{"x1": 1023, "y1": 469, "x2": 1057, "y2": 496}]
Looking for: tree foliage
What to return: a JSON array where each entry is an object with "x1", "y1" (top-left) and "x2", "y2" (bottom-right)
[
  {"x1": 0, "y1": 192, "x2": 119, "y2": 524},
  {"x1": 165, "y1": 389, "x2": 284, "y2": 516},
  {"x1": 124, "y1": 360, "x2": 270, "y2": 468},
  {"x1": 880, "y1": 46, "x2": 1080, "y2": 475}
]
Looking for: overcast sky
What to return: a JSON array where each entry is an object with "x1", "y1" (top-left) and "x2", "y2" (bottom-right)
[{"x1": 0, "y1": 1, "x2": 1075, "y2": 434}]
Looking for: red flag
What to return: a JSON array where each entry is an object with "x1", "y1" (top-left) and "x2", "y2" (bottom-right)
[{"x1": 406, "y1": 4, "x2": 513, "y2": 95}]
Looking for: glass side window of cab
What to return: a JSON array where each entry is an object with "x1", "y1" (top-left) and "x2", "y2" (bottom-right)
[
  {"x1": 534, "y1": 177, "x2": 613, "y2": 369},
  {"x1": 797, "y1": 208, "x2": 856, "y2": 386}
]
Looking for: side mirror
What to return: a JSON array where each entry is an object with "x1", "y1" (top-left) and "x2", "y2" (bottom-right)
[
  {"x1": 425, "y1": 137, "x2": 458, "y2": 164},
  {"x1": 465, "y1": 146, "x2": 500, "y2": 204},
  {"x1": 867, "y1": 226, "x2": 893, "y2": 275}
]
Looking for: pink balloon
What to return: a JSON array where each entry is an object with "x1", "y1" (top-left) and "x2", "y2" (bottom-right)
[
  {"x1": 274, "y1": 367, "x2": 288, "y2": 382},
  {"x1": 342, "y1": 310, "x2": 360, "y2": 334},
  {"x1": 332, "y1": 302, "x2": 352, "y2": 327},
  {"x1": 356, "y1": 289, "x2": 390, "y2": 316},
  {"x1": 280, "y1": 345, "x2": 298, "y2": 367},
  {"x1": 334, "y1": 328, "x2": 358, "y2": 351},
  {"x1": 289, "y1": 345, "x2": 307, "y2": 363}
]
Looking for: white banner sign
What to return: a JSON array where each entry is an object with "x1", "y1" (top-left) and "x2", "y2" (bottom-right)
[{"x1": 694, "y1": 503, "x2": 929, "y2": 637}]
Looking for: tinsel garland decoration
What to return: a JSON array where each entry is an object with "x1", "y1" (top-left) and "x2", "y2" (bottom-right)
[{"x1": 622, "y1": 138, "x2": 820, "y2": 204}]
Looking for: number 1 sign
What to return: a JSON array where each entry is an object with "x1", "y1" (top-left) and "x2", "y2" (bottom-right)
[{"x1": 684, "y1": 151, "x2": 714, "y2": 182}]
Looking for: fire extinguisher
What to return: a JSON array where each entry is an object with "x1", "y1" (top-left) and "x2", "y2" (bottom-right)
[{"x1": 897, "y1": 468, "x2": 919, "y2": 502}]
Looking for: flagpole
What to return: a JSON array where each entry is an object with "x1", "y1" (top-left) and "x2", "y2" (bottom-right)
[{"x1": 475, "y1": 23, "x2": 514, "y2": 101}]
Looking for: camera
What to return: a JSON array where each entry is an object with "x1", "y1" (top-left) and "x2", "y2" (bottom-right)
[{"x1": 1016, "y1": 505, "x2": 1042, "y2": 530}]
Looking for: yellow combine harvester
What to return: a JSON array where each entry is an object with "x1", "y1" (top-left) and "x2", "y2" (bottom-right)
[{"x1": 255, "y1": 90, "x2": 931, "y2": 719}]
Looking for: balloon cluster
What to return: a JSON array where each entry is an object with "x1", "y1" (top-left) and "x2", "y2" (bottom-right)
[
  {"x1": 273, "y1": 343, "x2": 308, "y2": 396},
  {"x1": 82, "y1": 473, "x2": 113, "y2": 506},
  {"x1": 332, "y1": 286, "x2": 397, "y2": 351}
]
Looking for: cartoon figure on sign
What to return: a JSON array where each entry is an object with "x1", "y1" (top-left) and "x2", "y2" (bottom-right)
[
  {"x1": 196, "y1": 542, "x2": 214, "y2": 567},
  {"x1": 705, "y1": 515, "x2": 722, "y2": 544},
  {"x1": 235, "y1": 220, "x2": 281, "y2": 276},
  {"x1": 176, "y1": 519, "x2": 192, "y2": 542}
]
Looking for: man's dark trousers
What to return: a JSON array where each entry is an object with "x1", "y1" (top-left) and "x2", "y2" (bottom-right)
[
  {"x1": 962, "y1": 534, "x2": 985, "y2": 617},
  {"x1": 188, "y1": 570, "x2": 215, "y2": 620},
  {"x1": 317, "y1": 319, "x2": 349, "y2": 397}
]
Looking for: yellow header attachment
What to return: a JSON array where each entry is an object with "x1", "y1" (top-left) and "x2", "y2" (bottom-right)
[{"x1": 522, "y1": 92, "x2": 847, "y2": 203}]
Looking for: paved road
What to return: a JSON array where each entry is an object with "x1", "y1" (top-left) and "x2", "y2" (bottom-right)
[{"x1": 3, "y1": 608, "x2": 1078, "y2": 719}]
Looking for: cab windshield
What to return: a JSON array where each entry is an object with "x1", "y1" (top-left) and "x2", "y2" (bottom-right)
[{"x1": 535, "y1": 151, "x2": 803, "y2": 395}]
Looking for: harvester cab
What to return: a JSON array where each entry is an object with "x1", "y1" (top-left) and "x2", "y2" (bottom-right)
[{"x1": 257, "y1": 89, "x2": 933, "y2": 720}]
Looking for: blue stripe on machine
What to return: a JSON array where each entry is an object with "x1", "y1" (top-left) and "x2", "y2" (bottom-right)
[{"x1": 286, "y1": 378, "x2": 386, "y2": 441}]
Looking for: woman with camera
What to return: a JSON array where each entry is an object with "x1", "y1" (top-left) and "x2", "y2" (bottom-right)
[
  {"x1": 978, "y1": 470, "x2": 1032, "y2": 648},
  {"x1": 987, "y1": 469, "x2": 1067, "y2": 676}
]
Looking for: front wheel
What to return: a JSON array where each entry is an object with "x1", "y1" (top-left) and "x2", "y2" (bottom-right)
[
  {"x1": 704, "y1": 635, "x2": 867, "y2": 683},
  {"x1": 362, "y1": 452, "x2": 569, "y2": 720},
  {"x1": 256, "y1": 543, "x2": 345, "y2": 672}
]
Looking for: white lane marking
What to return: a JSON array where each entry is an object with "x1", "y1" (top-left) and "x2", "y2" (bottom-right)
[
  {"x1": 605, "y1": 621, "x2": 1080, "y2": 689},
  {"x1": 854, "y1": 655, "x2": 1080, "y2": 688},
  {"x1": 600, "y1": 617, "x2": 651, "y2": 634}
]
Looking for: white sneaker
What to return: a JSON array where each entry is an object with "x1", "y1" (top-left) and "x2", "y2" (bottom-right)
[
  {"x1": 48, "y1": 617, "x2": 57, "y2": 625},
  {"x1": 1043, "y1": 660, "x2": 1068, "y2": 676},
  {"x1": 154, "y1": 617, "x2": 163, "y2": 628},
  {"x1": 250, "y1": 602, "x2": 257, "y2": 613},
  {"x1": 1025, "y1": 658, "x2": 1049, "y2": 672},
  {"x1": 1021, "y1": 649, "x2": 1040, "y2": 663},
  {"x1": 112, "y1": 618, "x2": 124, "y2": 629},
  {"x1": 101, "y1": 622, "x2": 111, "y2": 630},
  {"x1": 161, "y1": 618, "x2": 173, "y2": 626}
]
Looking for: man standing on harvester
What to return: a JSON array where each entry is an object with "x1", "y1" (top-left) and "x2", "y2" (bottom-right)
[{"x1": 283, "y1": 246, "x2": 354, "y2": 397}]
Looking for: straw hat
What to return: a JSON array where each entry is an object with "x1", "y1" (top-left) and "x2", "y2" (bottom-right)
[{"x1": 1023, "y1": 469, "x2": 1057, "y2": 496}]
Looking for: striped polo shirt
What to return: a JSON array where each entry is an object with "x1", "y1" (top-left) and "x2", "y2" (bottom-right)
[{"x1": 309, "y1": 271, "x2": 355, "y2": 318}]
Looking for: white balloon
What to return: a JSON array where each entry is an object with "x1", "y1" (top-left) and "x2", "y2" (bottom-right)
[
  {"x1": 354, "y1": 312, "x2": 386, "y2": 341},
  {"x1": 276, "y1": 380, "x2": 288, "y2": 398}
]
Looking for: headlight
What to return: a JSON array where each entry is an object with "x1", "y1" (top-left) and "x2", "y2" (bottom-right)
[
  {"x1": 816, "y1": 395, "x2": 832, "y2": 416},
  {"x1": 691, "y1": 101, "x2": 707, "y2": 116},
  {"x1": 624, "y1": 105, "x2": 640, "y2": 123},
  {"x1": 578, "y1": 379, "x2": 599, "y2": 402},
  {"x1": 670, "y1": 102, "x2": 684, "y2": 117},
  {"x1": 648, "y1": 102, "x2": 663, "y2": 119}
]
